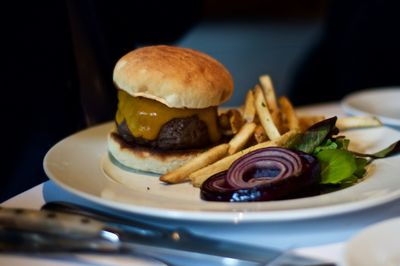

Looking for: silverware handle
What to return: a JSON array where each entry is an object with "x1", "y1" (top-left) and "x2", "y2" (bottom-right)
[
  {"x1": 41, "y1": 201, "x2": 167, "y2": 238},
  {"x1": 0, "y1": 207, "x2": 106, "y2": 238}
]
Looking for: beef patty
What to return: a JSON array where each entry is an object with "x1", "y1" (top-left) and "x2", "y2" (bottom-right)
[{"x1": 117, "y1": 116, "x2": 211, "y2": 150}]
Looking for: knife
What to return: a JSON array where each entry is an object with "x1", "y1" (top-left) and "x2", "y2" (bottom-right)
[{"x1": 0, "y1": 205, "x2": 334, "y2": 266}]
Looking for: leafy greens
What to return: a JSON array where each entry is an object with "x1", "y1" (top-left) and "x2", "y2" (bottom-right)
[{"x1": 288, "y1": 116, "x2": 399, "y2": 186}]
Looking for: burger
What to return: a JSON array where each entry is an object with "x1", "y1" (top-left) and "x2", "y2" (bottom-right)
[{"x1": 108, "y1": 45, "x2": 234, "y2": 174}]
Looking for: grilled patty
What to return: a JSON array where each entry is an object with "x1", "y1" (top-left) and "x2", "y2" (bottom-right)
[{"x1": 117, "y1": 116, "x2": 211, "y2": 150}]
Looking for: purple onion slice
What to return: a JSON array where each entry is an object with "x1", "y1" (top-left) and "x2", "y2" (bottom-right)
[{"x1": 200, "y1": 147, "x2": 320, "y2": 202}]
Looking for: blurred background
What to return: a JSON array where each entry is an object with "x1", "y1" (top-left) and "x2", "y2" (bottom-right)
[
  {"x1": 3, "y1": 0, "x2": 400, "y2": 201},
  {"x1": 177, "y1": 0, "x2": 326, "y2": 106}
]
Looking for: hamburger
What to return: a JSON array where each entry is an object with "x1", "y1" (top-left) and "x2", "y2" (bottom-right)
[{"x1": 108, "y1": 45, "x2": 234, "y2": 174}]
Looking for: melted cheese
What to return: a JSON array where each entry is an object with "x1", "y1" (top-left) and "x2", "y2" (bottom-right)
[{"x1": 116, "y1": 90, "x2": 221, "y2": 142}]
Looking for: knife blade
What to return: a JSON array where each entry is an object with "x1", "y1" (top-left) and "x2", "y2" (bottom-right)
[{"x1": 0, "y1": 206, "x2": 334, "y2": 266}]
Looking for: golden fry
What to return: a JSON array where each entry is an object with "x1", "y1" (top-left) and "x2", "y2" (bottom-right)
[
  {"x1": 336, "y1": 116, "x2": 382, "y2": 130},
  {"x1": 298, "y1": 115, "x2": 326, "y2": 131},
  {"x1": 254, "y1": 124, "x2": 267, "y2": 143},
  {"x1": 243, "y1": 89, "x2": 256, "y2": 123},
  {"x1": 259, "y1": 75, "x2": 281, "y2": 127},
  {"x1": 254, "y1": 85, "x2": 281, "y2": 140},
  {"x1": 229, "y1": 109, "x2": 244, "y2": 134},
  {"x1": 279, "y1": 96, "x2": 299, "y2": 131},
  {"x1": 218, "y1": 112, "x2": 230, "y2": 130},
  {"x1": 228, "y1": 122, "x2": 257, "y2": 154},
  {"x1": 190, "y1": 129, "x2": 299, "y2": 187},
  {"x1": 259, "y1": 75, "x2": 278, "y2": 112},
  {"x1": 160, "y1": 143, "x2": 230, "y2": 184},
  {"x1": 218, "y1": 109, "x2": 243, "y2": 136}
]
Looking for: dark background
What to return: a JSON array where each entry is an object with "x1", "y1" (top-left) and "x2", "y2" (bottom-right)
[
  {"x1": 1, "y1": 0, "x2": 202, "y2": 201},
  {"x1": 2, "y1": 0, "x2": 400, "y2": 202}
]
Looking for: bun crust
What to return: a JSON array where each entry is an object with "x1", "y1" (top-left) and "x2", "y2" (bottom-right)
[
  {"x1": 108, "y1": 131, "x2": 202, "y2": 174},
  {"x1": 113, "y1": 45, "x2": 233, "y2": 109}
]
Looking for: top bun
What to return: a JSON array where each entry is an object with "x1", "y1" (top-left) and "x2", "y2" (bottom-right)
[{"x1": 113, "y1": 45, "x2": 233, "y2": 109}]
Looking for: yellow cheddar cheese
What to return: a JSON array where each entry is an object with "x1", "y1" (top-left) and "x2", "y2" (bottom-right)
[{"x1": 116, "y1": 90, "x2": 221, "y2": 142}]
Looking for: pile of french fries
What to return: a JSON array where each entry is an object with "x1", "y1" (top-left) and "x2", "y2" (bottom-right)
[{"x1": 160, "y1": 75, "x2": 382, "y2": 186}]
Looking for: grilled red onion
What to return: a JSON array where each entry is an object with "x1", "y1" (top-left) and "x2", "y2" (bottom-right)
[{"x1": 200, "y1": 147, "x2": 320, "y2": 202}]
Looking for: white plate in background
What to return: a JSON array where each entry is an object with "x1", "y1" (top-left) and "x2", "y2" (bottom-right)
[
  {"x1": 345, "y1": 217, "x2": 400, "y2": 266},
  {"x1": 342, "y1": 88, "x2": 400, "y2": 127}
]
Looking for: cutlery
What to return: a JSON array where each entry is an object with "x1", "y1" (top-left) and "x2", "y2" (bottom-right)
[{"x1": 0, "y1": 204, "x2": 335, "y2": 266}]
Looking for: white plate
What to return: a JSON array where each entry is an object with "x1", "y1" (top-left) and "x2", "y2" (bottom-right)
[
  {"x1": 342, "y1": 88, "x2": 400, "y2": 127},
  {"x1": 345, "y1": 217, "x2": 400, "y2": 266},
  {"x1": 44, "y1": 122, "x2": 400, "y2": 222}
]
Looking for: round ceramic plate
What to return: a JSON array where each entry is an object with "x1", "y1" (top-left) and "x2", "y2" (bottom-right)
[
  {"x1": 44, "y1": 122, "x2": 400, "y2": 222},
  {"x1": 342, "y1": 88, "x2": 400, "y2": 127},
  {"x1": 345, "y1": 217, "x2": 400, "y2": 266}
]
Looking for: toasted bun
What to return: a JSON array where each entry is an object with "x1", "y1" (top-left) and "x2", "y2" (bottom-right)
[
  {"x1": 113, "y1": 45, "x2": 233, "y2": 109},
  {"x1": 108, "y1": 131, "x2": 203, "y2": 174}
]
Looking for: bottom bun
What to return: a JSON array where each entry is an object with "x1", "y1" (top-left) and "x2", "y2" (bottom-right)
[{"x1": 107, "y1": 131, "x2": 202, "y2": 174}]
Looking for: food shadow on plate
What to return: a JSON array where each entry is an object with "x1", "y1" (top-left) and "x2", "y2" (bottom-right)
[{"x1": 107, "y1": 152, "x2": 159, "y2": 177}]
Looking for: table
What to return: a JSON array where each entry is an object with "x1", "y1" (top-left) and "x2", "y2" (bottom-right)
[{"x1": 2, "y1": 102, "x2": 400, "y2": 266}]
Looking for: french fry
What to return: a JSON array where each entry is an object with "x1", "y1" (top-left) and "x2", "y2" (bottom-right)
[
  {"x1": 228, "y1": 122, "x2": 257, "y2": 154},
  {"x1": 190, "y1": 129, "x2": 299, "y2": 187},
  {"x1": 254, "y1": 124, "x2": 267, "y2": 143},
  {"x1": 259, "y1": 75, "x2": 281, "y2": 127},
  {"x1": 228, "y1": 109, "x2": 244, "y2": 134},
  {"x1": 243, "y1": 89, "x2": 256, "y2": 123},
  {"x1": 298, "y1": 115, "x2": 326, "y2": 131},
  {"x1": 279, "y1": 96, "x2": 299, "y2": 131},
  {"x1": 218, "y1": 112, "x2": 230, "y2": 130},
  {"x1": 254, "y1": 85, "x2": 281, "y2": 140},
  {"x1": 160, "y1": 143, "x2": 230, "y2": 184},
  {"x1": 259, "y1": 75, "x2": 278, "y2": 112},
  {"x1": 336, "y1": 116, "x2": 382, "y2": 130}
]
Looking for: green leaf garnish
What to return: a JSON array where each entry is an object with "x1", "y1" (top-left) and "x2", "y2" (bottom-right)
[
  {"x1": 313, "y1": 139, "x2": 338, "y2": 154},
  {"x1": 354, "y1": 157, "x2": 368, "y2": 178},
  {"x1": 352, "y1": 140, "x2": 400, "y2": 159},
  {"x1": 334, "y1": 137, "x2": 350, "y2": 150},
  {"x1": 288, "y1": 116, "x2": 338, "y2": 153},
  {"x1": 289, "y1": 117, "x2": 400, "y2": 189},
  {"x1": 316, "y1": 149, "x2": 357, "y2": 185}
]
